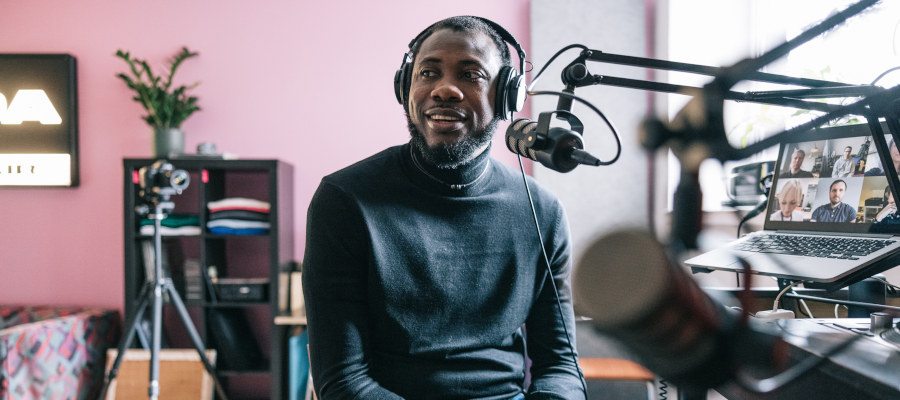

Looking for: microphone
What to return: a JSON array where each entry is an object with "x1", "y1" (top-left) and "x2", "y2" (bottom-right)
[
  {"x1": 505, "y1": 110, "x2": 601, "y2": 173},
  {"x1": 573, "y1": 229, "x2": 788, "y2": 392}
]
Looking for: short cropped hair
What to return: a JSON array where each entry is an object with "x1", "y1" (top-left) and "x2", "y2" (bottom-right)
[
  {"x1": 830, "y1": 179, "x2": 847, "y2": 191},
  {"x1": 409, "y1": 16, "x2": 513, "y2": 69}
]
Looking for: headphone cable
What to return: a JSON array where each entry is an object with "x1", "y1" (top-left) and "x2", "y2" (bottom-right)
[{"x1": 516, "y1": 155, "x2": 589, "y2": 398}]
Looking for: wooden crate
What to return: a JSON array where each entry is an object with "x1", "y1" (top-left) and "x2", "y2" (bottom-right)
[{"x1": 105, "y1": 349, "x2": 217, "y2": 400}]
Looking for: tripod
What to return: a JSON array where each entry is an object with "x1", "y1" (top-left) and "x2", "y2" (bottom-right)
[{"x1": 100, "y1": 196, "x2": 229, "y2": 400}]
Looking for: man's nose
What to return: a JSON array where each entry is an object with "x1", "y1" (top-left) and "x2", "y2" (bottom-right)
[{"x1": 431, "y1": 78, "x2": 463, "y2": 102}]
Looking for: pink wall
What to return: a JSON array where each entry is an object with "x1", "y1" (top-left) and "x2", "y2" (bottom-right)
[{"x1": 0, "y1": 0, "x2": 531, "y2": 311}]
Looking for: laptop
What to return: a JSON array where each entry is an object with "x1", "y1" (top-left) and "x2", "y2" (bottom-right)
[{"x1": 685, "y1": 122, "x2": 900, "y2": 290}]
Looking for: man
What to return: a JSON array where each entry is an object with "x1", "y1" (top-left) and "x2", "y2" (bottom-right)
[
  {"x1": 864, "y1": 139, "x2": 900, "y2": 176},
  {"x1": 302, "y1": 16, "x2": 584, "y2": 400},
  {"x1": 831, "y1": 146, "x2": 855, "y2": 178},
  {"x1": 780, "y1": 149, "x2": 814, "y2": 178},
  {"x1": 811, "y1": 179, "x2": 856, "y2": 222}
]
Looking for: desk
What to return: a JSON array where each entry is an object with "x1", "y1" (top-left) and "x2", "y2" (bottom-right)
[{"x1": 717, "y1": 318, "x2": 900, "y2": 400}]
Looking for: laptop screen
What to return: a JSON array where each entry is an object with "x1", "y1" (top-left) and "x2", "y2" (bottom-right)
[{"x1": 764, "y1": 122, "x2": 900, "y2": 235}]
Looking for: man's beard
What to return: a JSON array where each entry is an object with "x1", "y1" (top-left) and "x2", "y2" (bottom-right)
[{"x1": 407, "y1": 114, "x2": 500, "y2": 169}]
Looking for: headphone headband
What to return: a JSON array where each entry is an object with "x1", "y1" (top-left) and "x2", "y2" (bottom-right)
[{"x1": 405, "y1": 16, "x2": 526, "y2": 75}]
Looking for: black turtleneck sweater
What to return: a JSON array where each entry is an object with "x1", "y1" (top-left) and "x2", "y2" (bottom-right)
[{"x1": 302, "y1": 142, "x2": 584, "y2": 400}]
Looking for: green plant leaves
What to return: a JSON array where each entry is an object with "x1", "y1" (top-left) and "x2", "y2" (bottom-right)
[{"x1": 115, "y1": 47, "x2": 200, "y2": 129}]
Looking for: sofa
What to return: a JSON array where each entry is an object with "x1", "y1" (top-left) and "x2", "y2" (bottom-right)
[{"x1": 0, "y1": 306, "x2": 120, "y2": 400}]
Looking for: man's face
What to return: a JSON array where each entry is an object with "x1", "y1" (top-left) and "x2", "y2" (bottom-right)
[
  {"x1": 791, "y1": 151, "x2": 805, "y2": 172},
  {"x1": 844, "y1": 147, "x2": 852, "y2": 159},
  {"x1": 830, "y1": 181, "x2": 846, "y2": 205},
  {"x1": 406, "y1": 28, "x2": 501, "y2": 168}
]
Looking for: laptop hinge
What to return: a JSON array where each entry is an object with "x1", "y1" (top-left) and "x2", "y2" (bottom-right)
[{"x1": 774, "y1": 230, "x2": 895, "y2": 238}]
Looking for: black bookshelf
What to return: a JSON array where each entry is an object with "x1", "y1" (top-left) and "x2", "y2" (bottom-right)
[{"x1": 123, "y1": 158, "x2": 294, "y2": 400}]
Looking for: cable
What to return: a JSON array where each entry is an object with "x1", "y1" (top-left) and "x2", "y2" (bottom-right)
[
  {"x1": 773, "y1": 281, "x2": 802, "y2": 311},
  {"x1": 870, "y1": 66, "x2": 900, "y2": 85},
  {"x1": 527, "y1": 44, "x2": 589, "y2": 91},
  {"x1": 516, "y1": 155, "x2": 588, "y2": 398},
  {"x1": 525, "y1": 90, "x2": 622, "y2": 166},
  {"x1": 657, "y1": 379, "x2": 669, "y2": 400},
  {"x1": 872, "y1": 276, "x2": 900, "y2": 295},
  {"x1": 784, "y1": 292, "x2": 900, "y2": 312},
  {"x1": 793, "y1": 288, "x2": 815, "y2": 319},
  {"x1": 735, "y1": 318, "x2": 866, "y2": 394}
]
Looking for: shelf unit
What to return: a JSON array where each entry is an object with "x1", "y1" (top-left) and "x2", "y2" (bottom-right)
[{"x1": 123, "y1": 158, "x2": 294, "y2": 400}]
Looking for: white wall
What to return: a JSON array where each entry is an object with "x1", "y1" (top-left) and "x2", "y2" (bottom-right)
[{"x1": 530, "y1": 0, "x2": 653, "y2": 270}]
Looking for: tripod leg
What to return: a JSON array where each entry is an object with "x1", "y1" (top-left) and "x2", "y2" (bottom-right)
[
  {"x1": 99, "y1": 282, "x2": 152, "y2": 400},
  {"x1": 149, "y1": 282, "x2": 164, "y2": 400},
  {"x1": 164, "y1": 280, "x2": 231, "y2": 400}
]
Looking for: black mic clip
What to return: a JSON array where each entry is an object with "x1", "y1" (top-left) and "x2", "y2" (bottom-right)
[{"x1": 507, "y1": 110, "x2": 600, "y2": 173}]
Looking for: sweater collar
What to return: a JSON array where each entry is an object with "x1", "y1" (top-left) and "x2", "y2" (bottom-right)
[{"x1": 404, "y1": 141, "x2": 492, "y2": 194}]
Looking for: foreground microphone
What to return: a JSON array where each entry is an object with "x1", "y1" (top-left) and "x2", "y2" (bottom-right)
[
  {"x1": 573, "y1": 230, "x2": 787, "y2": 392},
  {"x1": 506, "y1": 110, "x2": 601, "y2": 173}
]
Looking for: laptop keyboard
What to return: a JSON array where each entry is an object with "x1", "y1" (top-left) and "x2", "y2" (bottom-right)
[{"x1": 734, "y1": 234, "x2": 894, "y2": 259}]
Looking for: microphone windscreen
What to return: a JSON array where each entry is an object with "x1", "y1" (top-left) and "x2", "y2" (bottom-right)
[{"x1": 574, "y1": 229, "x2": 735, "y2": 389}]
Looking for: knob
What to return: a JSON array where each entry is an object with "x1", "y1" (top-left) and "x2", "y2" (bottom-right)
[{"x1": 870, "y1": 312, "x2": 893, "y2": 333}]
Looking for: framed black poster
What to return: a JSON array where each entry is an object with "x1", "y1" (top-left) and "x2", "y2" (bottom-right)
[{"x1": 0, "y1": 54, "x2": 78, "y2": 187}]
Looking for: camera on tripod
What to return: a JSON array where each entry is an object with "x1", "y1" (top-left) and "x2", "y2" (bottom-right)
[{"x1": 138, "y1": 159, "x2": 190, "y2": 203}]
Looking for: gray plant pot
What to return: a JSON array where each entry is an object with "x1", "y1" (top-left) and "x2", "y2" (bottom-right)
[{"x1": 152, "y1": 128, "x2": 185, "y2": 157}]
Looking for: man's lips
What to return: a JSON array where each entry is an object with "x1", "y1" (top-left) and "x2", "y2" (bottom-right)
[
  {"x1": 425, "y1": 107, "x2": 465, "y2": 121},
  {"x1": 424, "y1": 108, "x2": 466, "y2": 131}
]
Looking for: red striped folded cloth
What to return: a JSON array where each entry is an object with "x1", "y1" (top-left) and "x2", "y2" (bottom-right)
[{"x1": 207, "y1": 197, "x2": 270, "y2": 213}]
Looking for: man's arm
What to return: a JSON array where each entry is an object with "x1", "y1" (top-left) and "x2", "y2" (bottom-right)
[
  {"x1": 842, "y1": 203, "x2": 857, "y2": 222},
  {"x1": 523, "y1": 207, "x2": 586, "y2": 400},
  {"x1": 302, "y1": 181, "x2": 404, "y2": 400}
]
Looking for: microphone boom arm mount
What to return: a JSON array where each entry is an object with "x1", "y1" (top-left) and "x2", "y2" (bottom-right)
[{"x1": 538, "y1": 0, "x2": 899, "y2": 251}]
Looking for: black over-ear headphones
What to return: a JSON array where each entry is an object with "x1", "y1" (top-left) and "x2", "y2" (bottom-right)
[{"x1": 393, "y1": 16, "x2": 527, "y2": 120}]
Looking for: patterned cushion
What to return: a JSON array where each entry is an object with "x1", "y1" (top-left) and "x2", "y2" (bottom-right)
[{"x1": 0, "y1": 306, "x2": 121, "y2": 400}]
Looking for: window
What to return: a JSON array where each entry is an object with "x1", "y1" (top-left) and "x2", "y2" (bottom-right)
[{"x1": 666, "y1": 0, "x2": 900, "y2": 211}]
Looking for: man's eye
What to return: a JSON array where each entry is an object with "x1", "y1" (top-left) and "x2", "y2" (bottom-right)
[
  {"x1": 463, "y1": 71, "x2": 485, "y2": 80},
  {"x1": 420, "y1": 70, "x2": 437, "y2": 78}
]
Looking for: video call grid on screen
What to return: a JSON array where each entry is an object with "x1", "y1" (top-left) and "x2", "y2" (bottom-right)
[{"x1": 765, "y1": 122, "x2": 900, "y2": 234}]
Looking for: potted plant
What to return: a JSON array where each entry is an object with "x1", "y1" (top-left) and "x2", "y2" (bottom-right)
[{"x1": 116, "y1": 46, "x2": 200, "y2": 157}]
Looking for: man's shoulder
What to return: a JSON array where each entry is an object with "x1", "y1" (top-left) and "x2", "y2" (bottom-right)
[{"x1": 324, "y1": 145, "x2": 403, "y2": 184}]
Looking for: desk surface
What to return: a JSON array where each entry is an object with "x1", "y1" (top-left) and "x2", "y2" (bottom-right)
[{"x1": 717, "y1": 318, "x2": 900, "y2": 400}]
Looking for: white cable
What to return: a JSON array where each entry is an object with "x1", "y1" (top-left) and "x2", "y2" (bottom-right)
[
  {"x1": 797, "y1": 296, "x2": 814, "y2": 319},
  {"x1": 773, "y1": 281, "x2": 802, "y2": 311},
  {"x1": 788, "y1": 284, "x2": 814, "y2": 318}
]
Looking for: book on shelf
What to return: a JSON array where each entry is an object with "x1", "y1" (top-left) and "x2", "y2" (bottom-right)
[
  {"x1": 290, "y1": 269, "x2": 306, "y2": 317},
  {"x1": 288, "y1": 328, "x2": 311, "y2": 400},
  {"x1": 183, "y1": 259, "x2": 203, "y2": 304}
]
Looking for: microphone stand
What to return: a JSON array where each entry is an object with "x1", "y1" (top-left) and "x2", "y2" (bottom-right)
[
  {"x1": 551, "y1": 0, "x2": 899, "y2": 397},
  {"x1": 544, "y1": 0, "x2": 898, "y2": 252},
  {"x1": 99, "y1": 193, "x2": 229, "y2": 400}
]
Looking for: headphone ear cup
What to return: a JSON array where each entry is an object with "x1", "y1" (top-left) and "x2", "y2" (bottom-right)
[
  {"x1": 508, "y1": 73, "x2": 526, "y2": 115},
  {"x1": 394, "y1": 54, "x2": 412, "y2": 105},
  {"x1": 393, "y1": 68, "x2": 405, "y2": 104},
  {"x1": 494, "y1": 66, "x2": 513, "y2": 120},
  {"x1": 494, "y1": 66, "x2": 526, "y2": 120}
]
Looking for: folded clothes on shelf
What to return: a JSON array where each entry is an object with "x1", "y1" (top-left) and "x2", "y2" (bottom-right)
[
  {"x1": 207, "y1": 198, "x2": 271, "y2": 234},
  {"x1": 139, "y1": 214, "x2": 201, "y2": 236},
  {"x1": 207, "y1": 197, "x2": 270, "y2": 213}
]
